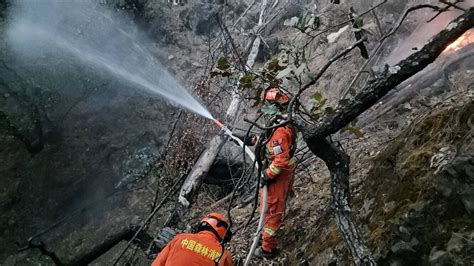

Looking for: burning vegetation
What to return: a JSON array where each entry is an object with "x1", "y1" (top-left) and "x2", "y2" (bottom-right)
[{"x1": 444, "y1": 29, "x2": 474, "y2": 53}]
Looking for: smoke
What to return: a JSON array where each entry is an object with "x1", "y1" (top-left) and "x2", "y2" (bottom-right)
[
  {"x1": 1, "y1": 0, "x2": 214, "y2": 252},
  {"x1": 361, "y1": 1, "x2": 474, "y2": 128},
  {"x1": 385, "y1": 0, "x2": 474, "y2": 65},
  {"x1": 6, "y1": 0, "x2": 212, "y2": 119}
]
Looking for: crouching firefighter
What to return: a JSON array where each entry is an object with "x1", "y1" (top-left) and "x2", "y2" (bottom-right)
[
  {"x1": 151, "y1": 212, "x2": 234, "y2": 266},
  {"x1": 237, "y1": 87, "x2": 297, "y2": 259}
]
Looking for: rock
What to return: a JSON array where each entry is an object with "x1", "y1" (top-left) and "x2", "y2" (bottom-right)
[
  {"x1": 3, "y1": 93, "x2": 10, "y2": 98},
  {"x1": 429, "y1": 250, "x2": 453, "y2": 266},
  {"x1": 390, "y1": 240, "x2": 415, "y2": 254},
  {"x1": 430, "y1": 146, "x2": 456, "y2": 174},
  {"x1": 411, "y1": 200, "x2": 429, "y2": 212},
  {"x1": 383, "y1": 201, "x2": 396, "y2": 214},
  {"x1": 310, "y1": 248, "x2": 337, "y2": 266},
  {"x1": 154, "y1": 227, "x2": 177, "y2": 249},
  {"x1": 180, "y1": 4, "x2": 220, "y2": 36},
  {"x1": 388, "y1": 259, "x2": 405, "y2": 266},
  {"x1": 359, "y1": 198, "x2": 375, "y2": 219},
  {"x1": 446, "y1": 233, "x2": 465, "y2": 253},
  {"x1": 168, "y1": 55, "x2": 175, "y2": 60},
  {"x1": 435, "y1": 153, "x2": 474, "y2": 212},
  {"x1": 398, "y1": 226, "x2": 411, "y2": 242},
  {"x1": 461, "y1": 188, "x2": 474, "y2": 213},
  {"x1": 390, "y1": 237, "x2": 419, "y2": 254},
  {"x1": 388, "y1": 120, "x2": 398, "y2": 129},
  {"x1": 298, "y1": 242, "x2": 309, "y2": 254},
  {"x1": 192, "y1": 62, "x2": 203, "y2": 68}
]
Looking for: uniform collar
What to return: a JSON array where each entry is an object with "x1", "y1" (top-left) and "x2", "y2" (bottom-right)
[{"x1": 197, "y1": 230, "x2": 220, "y2": 241}]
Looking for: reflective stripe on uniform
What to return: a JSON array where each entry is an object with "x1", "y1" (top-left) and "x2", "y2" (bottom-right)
[
  {"x1": 288, "y1": 157, "x2": 297, "y2": 165},
  {"x1": 269, "y1": 164, "x2": 281, "y2": 175},
  {"x1": 264, "y1": 227, "x2": 276, "y2": 236}
]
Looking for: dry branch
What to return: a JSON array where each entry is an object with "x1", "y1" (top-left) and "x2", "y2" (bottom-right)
[
  {"x1": 302, "y1": 7, "x2": 474, "y2": 142},
  {"x1": 178, "y1": 0, "x2": 271, "y2": 209},
  {"x1": 244, "y1": 37, "x2": 368, "y2": 130},
  {"x1": 298, "y1": 8, "x2": 474, "y2": 265},
  {"x1": 341, "y1": 4, "x2": 442, "y2": 98}
]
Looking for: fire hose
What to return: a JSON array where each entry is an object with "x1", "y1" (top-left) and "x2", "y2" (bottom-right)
[{"x1": 212, "y1": 119, "x2": 267, "y2": 265}]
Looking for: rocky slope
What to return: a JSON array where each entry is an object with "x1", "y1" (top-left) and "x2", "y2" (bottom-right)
[{"x1": 1, "y1": 0, "x2": 473, "y2": 265}]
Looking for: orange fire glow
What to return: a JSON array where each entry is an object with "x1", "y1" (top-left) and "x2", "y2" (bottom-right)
[{"x1": 443, "y1": 29, "x2": 474, "y2": 53}]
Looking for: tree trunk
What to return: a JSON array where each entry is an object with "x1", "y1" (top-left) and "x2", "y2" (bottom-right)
[
  {"x1": 299, "y1": 8, "x2": 474, "y2": 264},
  {"x1": 362, "y1": 48, "x2": 474, "y2": 126},
  {"x1": 308, "y1": 139, "x2": 375, "y2": 265}
]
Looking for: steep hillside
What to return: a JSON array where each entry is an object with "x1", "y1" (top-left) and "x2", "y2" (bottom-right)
[{"x1": 1, "y1": 0, "x2": 473, "y2": 265}]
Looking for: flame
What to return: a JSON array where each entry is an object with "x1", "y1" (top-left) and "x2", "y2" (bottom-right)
[{"x1": 443, "y1": 29, "x2": 474, "y2": 53}]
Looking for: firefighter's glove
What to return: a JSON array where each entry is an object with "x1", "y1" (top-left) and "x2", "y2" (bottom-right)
[
  {"x1": 243, "y1": 134, "x2": 256, "y2": 145},
  {"x1": 260, "y1": 171, "x2": 272, "y2": 188},
  {"x1": 229, "y1": 137, "x2": 240, "y2": 146}
]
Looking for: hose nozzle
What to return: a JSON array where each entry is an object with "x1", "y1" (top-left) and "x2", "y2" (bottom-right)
[{"x1": 213, "y1": 119, "x2": 224, "y2": 129}]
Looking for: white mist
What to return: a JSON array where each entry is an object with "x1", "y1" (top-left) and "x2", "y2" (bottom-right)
[{"x1": 6, "y1": 0, "x2": 213, "y2": 119}]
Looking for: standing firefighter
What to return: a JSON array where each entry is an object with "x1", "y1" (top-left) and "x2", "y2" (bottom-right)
[
  {"x1": 152, "y1": 212, "x2": 234, "y2": 266},
  {"x1": 239, "y1": 87, "x2": 297, "y2": 258}
]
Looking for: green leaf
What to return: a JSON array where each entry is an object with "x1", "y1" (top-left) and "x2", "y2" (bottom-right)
[
  {"x1": 261, "y1": 104, "x2": 281, "y2": 116},
  {"x1": 217, "y1": 57, "x2": 229, "y2": 70},
  {"x1": 346, "y1": 126, "x2": 364, "y2": 138},
  {"x1": 299, "y1": 10, "x2": 310, "y2": 28},
  {"x1": 327, "y1": 25, "x2": 349, "y2": 43},
  {"x1": 306, "y1": 17, "x2": 315, "y2": 28},
  {"x1": 319, "y1": 98, "x2": 327, "y2": 107},
  {"x1": 325, "y1": 107, "x2": 334, "y2": 114},
  {"x1": 239, "y1": 74, "x2": 254, "y2": 88},
  {"x1": 284, "y1": 17, "x2": 299, "y2": 27},
  {"x1": 350, "y1": 118, "x2": 358, "y2": 126},
  {"x1": 294, "y1": 63, "x2": 307, "y2": 76},
  {"x1": 339, "y1": 99, "x2": 351, "y2": 106},
  {"x1": 267, "y1": 58, "x2": 286, "y2": 72},
  {"x1": 221, "y1": 71, "x2": 231, "y2": 77},
  {"x1": 312, "y1": 92, "x2": 322, "y2": 102},
  {"x1": 349, "y1": 88, "x2": 357, "y2": 96},
  {"x1": 354, "y1": 17, "x2": 364, "y2": 28},
  {"x1": 305, "y1": 71, "x2": 316, "y2": 81},
  {"x1": 276, "y1": 67, "x2": 293, "y2": 79},
  {"x1": 312, "y1": 16, "x2": 321, "y2": 29}
]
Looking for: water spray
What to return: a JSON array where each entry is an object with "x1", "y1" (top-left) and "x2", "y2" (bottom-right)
[{"x1": 211, "y1": 118, "x2": 268, "y2": 265}]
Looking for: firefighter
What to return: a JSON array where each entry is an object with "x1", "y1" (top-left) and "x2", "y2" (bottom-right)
[
  {"x1": 151, "y1": 212, "x2": 234, "y2": 266},
  {"x1": 238, "y1": 87, "x2": 297, "y2": 258}
]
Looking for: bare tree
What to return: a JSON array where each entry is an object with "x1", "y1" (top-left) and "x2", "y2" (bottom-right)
[{"x1": 190, "y1": 2, "x2": 474, "y2": 264}]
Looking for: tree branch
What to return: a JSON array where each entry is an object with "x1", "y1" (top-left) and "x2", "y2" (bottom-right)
[
  {"x1": 428, "y1": 0, "x2": 465, "y2": 22},
  {"x1": 243, "y1": 37, "x2": 367, "y2": 130},
  {"x1": 341, "y1": 4, "x2": 442, "y2": 98},
  {"x1": 295, "y1": 8, "x2": 473, "y2": 264},
  {"x1": 301, "y1": 7, "x2": 474, "y2": 142}
]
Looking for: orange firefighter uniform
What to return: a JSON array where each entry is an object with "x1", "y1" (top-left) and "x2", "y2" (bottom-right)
[
  {"x1": 151, "y1": 230, "x2": 234, "y2": 266},
  {"x1": 260, "y1": 124, "x2": 297, "y2": 252}
]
